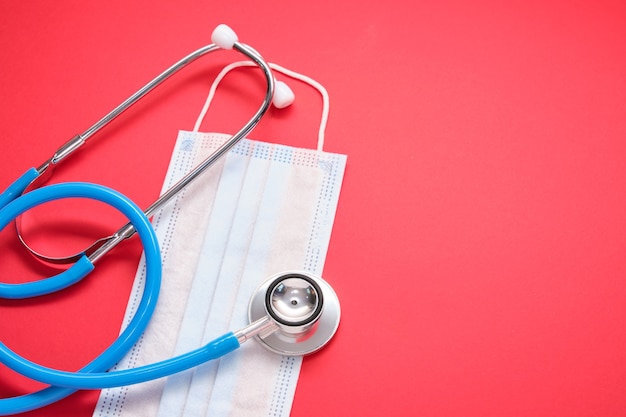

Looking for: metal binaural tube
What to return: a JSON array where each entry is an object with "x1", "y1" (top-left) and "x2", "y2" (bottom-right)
[
  {"x1": 15, "y1": 29, "x2": 276, "y2": 265},
  {"x1": 89, "y1": 40, "x2": 275, "y2": 264},
  {"x1": 35, "y1": 44, "x2": 221, "y2": 179}
]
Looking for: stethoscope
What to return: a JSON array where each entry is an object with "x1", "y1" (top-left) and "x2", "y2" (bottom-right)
[{"x1": 0, "y1": 25, "x2": 340, "y2": 415}]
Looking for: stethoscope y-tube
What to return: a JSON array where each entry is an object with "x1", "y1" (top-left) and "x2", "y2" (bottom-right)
[{"x1": 0, "y1": 25, "x2": 341, "y2": 416}]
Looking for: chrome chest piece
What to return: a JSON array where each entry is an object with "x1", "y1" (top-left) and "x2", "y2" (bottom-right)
[{"x1": 248, "y1": 271, "x2": 341, "y2": 356}]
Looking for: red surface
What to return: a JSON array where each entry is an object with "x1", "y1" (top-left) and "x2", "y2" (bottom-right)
[{"x1": 1, "y1": 1, "x2": 626, "y2": 416}]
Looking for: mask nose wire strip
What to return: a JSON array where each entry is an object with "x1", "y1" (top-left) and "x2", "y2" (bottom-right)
[{"x1": 192, "y1": 61, "x2": 330, "y2": 152}]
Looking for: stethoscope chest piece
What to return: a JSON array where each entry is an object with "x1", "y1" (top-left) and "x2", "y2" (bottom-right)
[{"x1": 249, "y1": 271, "x2": 340, "y2": 356}]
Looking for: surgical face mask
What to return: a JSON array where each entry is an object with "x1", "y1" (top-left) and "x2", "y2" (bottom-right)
[{"x1": 93, "y1": 66, "x2": 346, "y2": 417}]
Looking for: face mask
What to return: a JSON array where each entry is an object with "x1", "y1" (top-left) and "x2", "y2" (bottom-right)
[{"x1": 93, "y1": 65, "x2": 346, "y2": 417}]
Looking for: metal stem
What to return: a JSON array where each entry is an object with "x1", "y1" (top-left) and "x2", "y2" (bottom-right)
[
  {"x1": 234, "y1": 316, "x2": 278, "y2": 344},
  {"x1": 88, "y1": 41, "x2": 275, "y2": 264},
  {"x1": 36, "y1": 44, "x2": 221, "y2": 178}
]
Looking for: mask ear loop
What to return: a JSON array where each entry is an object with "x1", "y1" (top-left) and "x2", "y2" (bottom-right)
[{"x1": 193, "y1": 61, "x2": 330, "y2": 152}]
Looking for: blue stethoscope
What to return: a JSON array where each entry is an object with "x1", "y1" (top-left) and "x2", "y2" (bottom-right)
[{"x1": 0, "y1": 25, "x2": 340, "y2": 415}]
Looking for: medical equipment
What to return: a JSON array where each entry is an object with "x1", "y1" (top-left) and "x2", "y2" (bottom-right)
[{"x1": 0, "y1": 25, "x2": 341, "y2": 415}]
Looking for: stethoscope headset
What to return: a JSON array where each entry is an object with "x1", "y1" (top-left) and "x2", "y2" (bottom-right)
[{"x1": 0, "y1": 24, "x2": 340, "y2": 415}]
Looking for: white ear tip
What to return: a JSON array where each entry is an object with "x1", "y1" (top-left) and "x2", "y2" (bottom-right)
[
  {"x1": 273, "y1": 81, "x2": 295, "y2": 109},
  {"x1": 211, "y1": 24, "x2": 238, "y2": 49}
]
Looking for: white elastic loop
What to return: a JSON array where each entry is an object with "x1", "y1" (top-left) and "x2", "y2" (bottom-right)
[
  {"x1": 193, "y1": 62, "x2": 255, "y2": 133},
  {"x1": 193, "y1": 61, "x2": 329, "y2": 152},
  {"x1": 270, "y1": 63, "x2": 329, "y2": 152}
]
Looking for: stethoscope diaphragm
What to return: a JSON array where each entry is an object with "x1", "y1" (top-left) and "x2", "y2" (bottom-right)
[{"x1": 248, "y1": 271, "x2": 341, "y2": 356}]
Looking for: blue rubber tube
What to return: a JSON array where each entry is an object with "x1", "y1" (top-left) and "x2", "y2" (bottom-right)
[
  {"x1": 0, "y1": 256, "x2": 94, "y2": 299},
  {"x1": 0, "y1": 182, "x2": 162, "y2": 415},
  {"x1": 0, "y1": 168, "x2": 38, "y2": 211},
  {"x1": 0, "y1": 332, "x2": 240, "y2": 389},
  {"x1": 0, "y1": 182, "x2": 241, "y2": 413}
]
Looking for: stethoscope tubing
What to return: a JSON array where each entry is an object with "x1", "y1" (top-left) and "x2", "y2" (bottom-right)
[
  {"x1": 0, "y1": 333, "x2": 239, "y2": 390},
  {"x1": 0, "y1": 182, "x2": 162, "y2": 414},
  {"x1": 0, "y1": 182, "x2": 241, "y2": 414},
  {"x1": 0, "y1": 168, "x2": 38, "y2": 214},
  {"x1": 0, "y1": 183, "x2": 146, "y2": 299}
]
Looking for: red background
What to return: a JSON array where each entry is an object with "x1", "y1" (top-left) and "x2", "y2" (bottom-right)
[{"x1": 1, "y1": 1, "x2": 626, "y2": 416}]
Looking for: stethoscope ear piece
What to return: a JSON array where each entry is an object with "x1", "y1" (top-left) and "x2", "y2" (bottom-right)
[
  {"x1": 249, "y1": 271, "x2": 341, "y2": 356},
  {"x1": 211, "y1": 24, "x2": 238, "y2": 49},
  {"x1": 272, "y1": 81, "x2": 295, "y2": 109}
]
